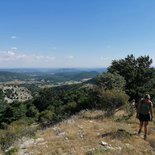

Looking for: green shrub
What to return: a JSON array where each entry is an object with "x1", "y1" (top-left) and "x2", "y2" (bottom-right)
[
  {"x1": 0, "y1": 119, "x2": 38, "y2": 151},
  {"x1": 95, "y1": 89, "x2": 129, "y2": 116},
  {"x1": 64, "y1": 101, "x2": 78, "y2": 114},
  {"x1": 26, "y1": 105, "x2": 39, "y2": 119},
  {"x1": 39, "y1": 110, "x2": 56, "y2": 126}
]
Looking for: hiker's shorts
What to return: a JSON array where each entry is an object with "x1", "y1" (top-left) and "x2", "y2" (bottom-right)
[{"x1": 139, "y1": 113, "x2": 150, "y2": 122}]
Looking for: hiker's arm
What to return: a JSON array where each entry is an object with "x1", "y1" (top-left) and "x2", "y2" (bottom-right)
[{"x1": 150, "y1": 102, "x2": 153, "y2": 120}]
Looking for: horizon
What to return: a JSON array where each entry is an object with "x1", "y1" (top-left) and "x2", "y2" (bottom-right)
[
  {"x1": 1, "y1": 0, "x2": 155, "y2": 68},
  {"x1": 0, "y1": 67, "x2": 106, "y2": 69},
  {"x1": 0, "y1": 67, "x2": 106, "y2": 72}
]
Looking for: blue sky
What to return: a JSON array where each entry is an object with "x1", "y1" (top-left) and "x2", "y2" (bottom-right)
[{"x1": 0, "y1": 0, "x2": 155, "y2": 68}]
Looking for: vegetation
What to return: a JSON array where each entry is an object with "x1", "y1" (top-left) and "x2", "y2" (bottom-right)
[
  {"x1": 18, "y1": 110, "x2": 155, "y2": 155},
  {"x1": 108, "y1": 54, "x2": 155, "y2": 101},
  {"x1": 0, "y1": 55, "x2": 155, "y2": 153},
  {"x1": 0, "y1": 71, "x2": 29, "y2": 82},
  {"x1": 96, "y1": 72, "x2": 126, "y2": 90},
  {"x1": 0, "y1": 70, "x2": 99, "y2": 83}
]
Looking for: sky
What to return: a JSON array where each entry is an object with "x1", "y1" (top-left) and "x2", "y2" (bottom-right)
[{"x1": 0, "y1": 0, "x2": 155, "y2": 68}]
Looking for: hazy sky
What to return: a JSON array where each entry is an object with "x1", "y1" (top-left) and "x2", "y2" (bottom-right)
[{"x1": 0, "y1": 0, "x2": 155, "y2": 68}]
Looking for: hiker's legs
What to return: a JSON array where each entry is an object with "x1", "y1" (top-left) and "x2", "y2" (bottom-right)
[
  {"x1": 144, "y1": 121, "x2": 148, "y2": 136},
  {"x1": 138, "y1": 121, "x2": 143, "y2": 134}
]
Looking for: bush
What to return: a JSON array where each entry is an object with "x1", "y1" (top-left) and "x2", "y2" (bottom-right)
[
  {"x1": 26, "y1": 105, "x2": 39, "y2": 119},
  {"x1": 95, "y1": 89, "x2": 129, "y2": 116},
  {"x1": 64, "y1": 102, "x2": 78, "y2": 114},
  {"x1": 39, "y1": 110, "x2": 56, "y2": 127},
  {"x1": 0, "y1": 119, "x2": 38, "y2": 152}
]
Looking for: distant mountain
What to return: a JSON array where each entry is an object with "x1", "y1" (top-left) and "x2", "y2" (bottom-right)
[
  {"x1": 0, "y1": 68, "x2": 107, "y2": 74},
  {"x1": 0, "y1": 70, "x2": 103, "y2": 83},
  {"x1": 51, "y1": 71, "x2": 99, "y2": 82},
  {"x1": 0, "y1": 71, "x2": 29, "y2": 82}
]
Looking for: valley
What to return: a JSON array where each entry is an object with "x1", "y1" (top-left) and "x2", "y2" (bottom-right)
[{"x1": 0, "y1": 68, "x2": 101, "y2": 103}]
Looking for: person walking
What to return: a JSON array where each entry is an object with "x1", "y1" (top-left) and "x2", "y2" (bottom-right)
[{"x1": 136, "y1": 94, "x2": 153, "y2": 140}]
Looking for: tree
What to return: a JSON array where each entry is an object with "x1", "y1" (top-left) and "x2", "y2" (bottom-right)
[
  {"x1": 96, "y1": 72, "x2": 126, "y2": 90},
  {"x1": 108, "y1": 54, "x2": 154, "y2": 101},
  {"x1": 0, "y1": 89, "x2": 4, "y2": 99},
  {"x1": 96, "y1": 89, "x2": 129, "y2": 116}
]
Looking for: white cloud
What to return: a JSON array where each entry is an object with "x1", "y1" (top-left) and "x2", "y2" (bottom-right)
[
  {"x1": 0, "y1": 51, "x2": 16, "y2": 61},
  {"x1": 7, "y1": 51, "x2": 16, "y2": 56},
  {"x1": 0, "y1": 51, "x2": 56, "y2": 67},
  {"x1": 10, "y1": 36, "x2": 17, "y2": 39},
  {"x1": 0, "y1": 50, "x2": 113, "y2": 68},
  {"x1": 11, "y1": 47, "x2": 17, "y2": 51}
]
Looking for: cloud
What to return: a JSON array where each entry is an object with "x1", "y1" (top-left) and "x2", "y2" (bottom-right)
[
  {"x1": 0, "y1": 51, "x2": 16, "y2": 61},
  {"x1": 66, "y1": 55, "x2": 74, "y2": 59},
  {"x1": 11, "y1": 47, "x2": 17, "y2": 51},
  {"x1": 7, "y1": 51, "x2": 16, "y2": 56},
  {"x1": 0, "y1": 51, "x2": 56, "y2": 64},
  {"x1": 10, "y1": 36, "x2": 17, "y2": 39}
]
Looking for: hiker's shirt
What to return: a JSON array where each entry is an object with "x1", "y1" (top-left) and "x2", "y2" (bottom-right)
[{"x1": 138, "y1": 100, "x2": 152, "y2": 115}]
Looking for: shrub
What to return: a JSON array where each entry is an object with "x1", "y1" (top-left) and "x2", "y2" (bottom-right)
[
  {"x1": 39, "y1": 110, "x2": 56, "y2": 127},
  {"x1": 95, "y1": 89, "x2": 129, "y2": 116},
  {"x1": 0, "y1": 119, "x2": 38, "y2": 151},
  {"x1": 26, "y1": 105, "x2": 39, "y2": 119},
  {"x1": 64, "y1": 101, "x2": 78, "y2": 114}
]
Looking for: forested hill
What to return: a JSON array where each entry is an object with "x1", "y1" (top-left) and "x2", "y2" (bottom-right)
[
  {"x1": 0, "y1": 71, "x2": 29, "y2": 82},
  {"x1": 51, "y1": 71, "x2": 99, "y2": 82},
  {"x1": 0, "y1": 70, "x2": 99, "y2": 82}
]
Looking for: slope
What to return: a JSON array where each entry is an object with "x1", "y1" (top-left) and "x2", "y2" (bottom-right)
[{"x1": 15, "y1": 110, "x2": 155, "y2": 155}]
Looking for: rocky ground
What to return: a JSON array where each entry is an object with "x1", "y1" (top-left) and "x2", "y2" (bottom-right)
[{"x1": 4, "y1": 110, "x2": 155, "y2": 155}]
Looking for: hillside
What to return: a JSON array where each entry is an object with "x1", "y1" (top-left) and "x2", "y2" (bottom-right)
[
  {"x1": 0, "y1": 59, "x2": 155, "y2": 155},
  {"x1": 0, "y1": 70, "x2": 99, "y2": 83},
  {"x1": 0, "y1": 71, "x2": 29, "y2": 82},
  {"x1": 8, "y1": 110, "x2": 155, "y2": 155}
]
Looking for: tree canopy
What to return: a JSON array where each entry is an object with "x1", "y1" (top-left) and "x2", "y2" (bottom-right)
[
  {"x1": 96, "y1": 72, "x2": 126, "y2": 90},
  {"x1": 108, "y1": 54, "x2": 155, "y2": 101}
]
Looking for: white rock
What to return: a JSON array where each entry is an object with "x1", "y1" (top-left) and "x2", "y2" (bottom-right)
[
  {"x1": 58, "y1": 132, "x2": 66, "y2": 137},
  {"x1": 96, "y1": 132, "x2": 100, "y2": 136},
  {"x1": 100, "y1": 141, "x2": 108, "y2": 146}
]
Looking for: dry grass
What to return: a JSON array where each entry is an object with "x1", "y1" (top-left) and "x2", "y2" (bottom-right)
[{"x1": 20, "y1": 110, "x2": 155, "y2": 155}]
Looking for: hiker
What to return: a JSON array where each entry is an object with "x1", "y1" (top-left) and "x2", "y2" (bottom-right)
[{"x1": 136, "y1": 94, "x2": 153, "y2": 140}]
